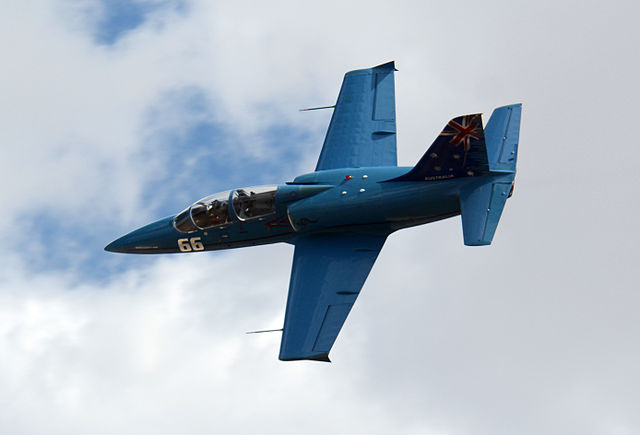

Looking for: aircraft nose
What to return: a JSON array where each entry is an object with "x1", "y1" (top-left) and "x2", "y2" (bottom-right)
[
  {"x1": 105, "y1": 216, "x2": 176, "y2": 253},
  {"x1": 104, "y1": 238, "x2": 126, "y2": 253}
]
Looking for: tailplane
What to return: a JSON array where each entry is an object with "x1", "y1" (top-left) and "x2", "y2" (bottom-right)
[
  {"x1": 459, "y1": 104, "x2": 522, "y2": 245},
  {"x1": 484, "y1": 104, "x2": 521, "y2": 173},
  {"x1": 459, "y1": 176, "x2": 515, "y2": 246},
  {"x1": 386, "y1": 104, "x2": 523, "y2": 245}
]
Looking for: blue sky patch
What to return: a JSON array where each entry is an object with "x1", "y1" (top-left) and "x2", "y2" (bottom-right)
[
  {"x1": 140, "y1": 87, "x2": 320, "y2": 218},
  {"x1": 92, "y1": 0, "x2": 187, "y2": 45},
  {"x1": 14, "y1": 208, "x2": 155, "y2": 284}
]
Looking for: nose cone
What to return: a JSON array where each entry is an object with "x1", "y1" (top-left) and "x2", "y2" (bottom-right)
[{"x1": 105, "y1": 216, "x2": 176, "y2": 254}]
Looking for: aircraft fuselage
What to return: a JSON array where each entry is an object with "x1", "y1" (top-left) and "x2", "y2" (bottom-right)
[{"x1": 105, "y1": 166, "x2": 514, "y2": 254}]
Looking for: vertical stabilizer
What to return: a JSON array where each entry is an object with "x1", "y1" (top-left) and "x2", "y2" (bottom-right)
[{"x1": 387, "y1": 113, "x2": 489, "y2": 182}]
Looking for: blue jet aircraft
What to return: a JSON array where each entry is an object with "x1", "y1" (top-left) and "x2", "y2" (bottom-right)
[{"x1": 106, "y1": 61, "x2": 522, "y2": 362}]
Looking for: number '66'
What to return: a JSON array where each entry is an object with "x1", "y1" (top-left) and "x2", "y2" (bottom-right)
[{"x1": 178, "y1": 237, "x2": 204, "y2": 252}]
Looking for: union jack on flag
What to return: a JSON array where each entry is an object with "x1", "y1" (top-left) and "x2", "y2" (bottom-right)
[{"x1": 440, "y1": 114, "x2": 482, "y2": 152}]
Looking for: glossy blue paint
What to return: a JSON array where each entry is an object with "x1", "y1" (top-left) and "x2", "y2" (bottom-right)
[
  {"x1": 106, "y1": 62, "x2": 522, "y2": 362},
  {"x1": 484, "y1": 104, "x2": 521, "y2": 172},
  {"x1": 316, "y1": 61, "x2": 397, "y2": 170},
  {"x1": 104, "y1": 216, "x2": 176, "y2": 253},
  {"x1": 279, "y1": 233, "x2": 386, "y2": 362}
]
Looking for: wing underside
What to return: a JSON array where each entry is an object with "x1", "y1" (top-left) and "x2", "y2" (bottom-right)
[
  {"x1": 279, "y1": 233, "x2": 387, "y2": 362},
  {"x1": 315, "y1": 61, "x2": 398, "y2": 171}
]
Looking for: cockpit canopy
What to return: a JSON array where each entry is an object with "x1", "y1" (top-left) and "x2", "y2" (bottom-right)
[{"x1": 173, "y1": 185, "x2": 278, "y2": 233}]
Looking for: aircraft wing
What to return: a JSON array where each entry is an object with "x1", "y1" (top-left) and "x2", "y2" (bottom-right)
[
  {"x1": 315, "y1": 61, "x2": 397, "y2": 170},
  {"x1": 279, "y1": 233, "x2": 387, "y2": 361}
]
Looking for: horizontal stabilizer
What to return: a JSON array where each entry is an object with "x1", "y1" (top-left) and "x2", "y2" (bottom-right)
[
  {"x1": 460, "y1": 177, "x2": 514, "y2": 246},
  {"x1": 484, "y1": 104, "x2": 522, "y2": 172}
]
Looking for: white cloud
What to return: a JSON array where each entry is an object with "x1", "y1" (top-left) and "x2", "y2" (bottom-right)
[{"x1": 0, "y1": 246, "x2": 447, "y2": 435}]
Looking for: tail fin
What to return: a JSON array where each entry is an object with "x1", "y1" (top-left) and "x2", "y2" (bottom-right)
[
  {"x1": 484, "y1": 104, "x2": 522, "y2": 172},
  {"x1": 383, "y1": 105, "x2": 522, "y2": 245},
  {"x1": 389, "y1": 113, "x2": 489, "y2": 181}
]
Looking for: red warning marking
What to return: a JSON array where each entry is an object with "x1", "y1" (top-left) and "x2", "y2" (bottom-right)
[{"x1": 265, "y1": 216, "x2": 290, "y2": 228}]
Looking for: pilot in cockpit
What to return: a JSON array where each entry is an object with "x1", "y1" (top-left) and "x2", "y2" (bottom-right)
[{"x1": 206, "y1": 199, "x2": 227, "y2": 224}]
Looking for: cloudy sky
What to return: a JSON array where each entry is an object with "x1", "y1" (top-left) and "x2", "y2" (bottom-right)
[{"x1": 1, "y1": 1, "x2": 639, "y2": 434}]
